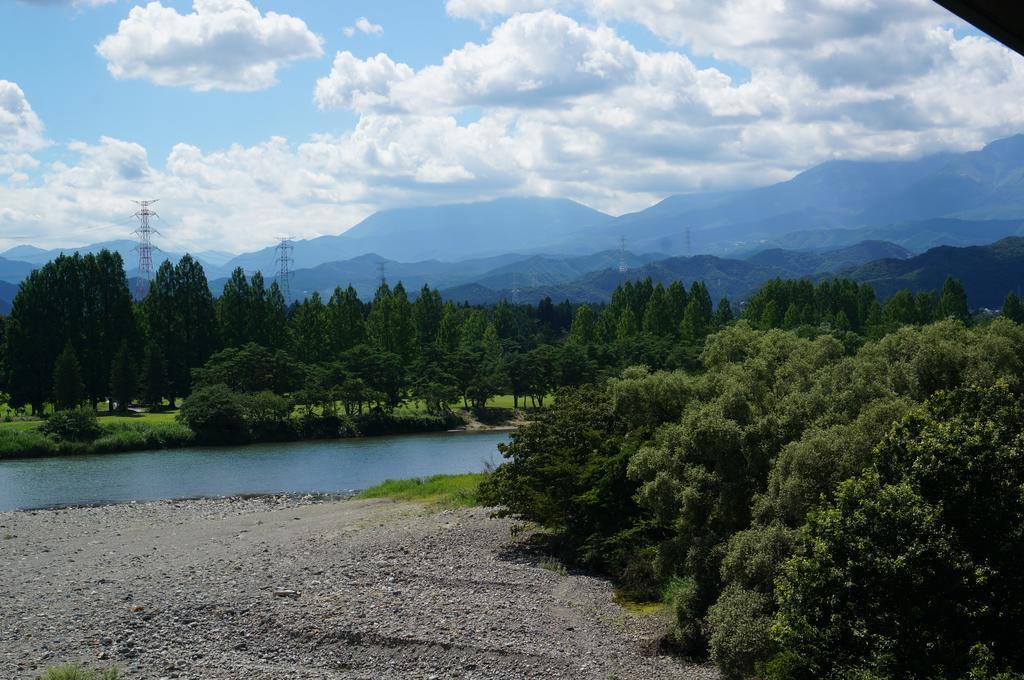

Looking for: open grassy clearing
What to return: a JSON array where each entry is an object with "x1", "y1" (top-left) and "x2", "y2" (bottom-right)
[{"x1": 357, "y1": 473, "x2": 486, "y2": 508}]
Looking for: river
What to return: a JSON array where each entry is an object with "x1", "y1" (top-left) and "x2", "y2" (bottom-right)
[{"x1": 0, "y1": 430, "x2": 508, "y2": 512}]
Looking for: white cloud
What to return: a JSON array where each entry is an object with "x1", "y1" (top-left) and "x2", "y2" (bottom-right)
[
  {"x1": 4, "y1": 3, "x2": 1024, "y2": 255},
  {"x1": 96, "y1": 0, "x2": 324, "y2": 92},
  {"x1": 0, "y1": 80, "x2": 48, "y2": 176},
  {"x1": 343, "y1": 17, "x2": 383, "y2": 38}
]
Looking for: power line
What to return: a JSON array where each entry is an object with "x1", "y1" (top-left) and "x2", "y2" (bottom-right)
[
  {"x1": 274, "y1": 236, "x2": 295, "y2": 302},
  {"x1": 132, "y1": 199, "x2": 161, "y2": 299}
]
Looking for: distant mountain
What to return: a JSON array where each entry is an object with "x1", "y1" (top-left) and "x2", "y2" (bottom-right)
[
  {"x1": 0, "y1": 280, "x2": 19, "y2": 315},
  {"x1": 757, "y1": 218, "x2": 1024, "y2": 253},
  {"x1": 746, "y1": 241, "x2": 912, "y2": 276},
  {"x1": 442, "y1": 254, "x2": 791, "y2": 305},
  {"x1": 444, "y1": 238, "x2": 1024, "y2": 308},
  {"x1": 836, "y1": 237, "x2": 1024, "y2": 308},
  {"x1": 548, "y1": 134, "x2": 1024, "y2": 256},
  {"x1": 0, "y1": 240, "x2": 232, "y2": 279},
  {"x1": 224, "y1": 197, "x2": 612, "y2": 273},
  {"x1": 212, "y1": 250, "x2": 663, "y2": 301},
  {"x1": 0, "y1": 257, "x2": 37, "y2": 284}
]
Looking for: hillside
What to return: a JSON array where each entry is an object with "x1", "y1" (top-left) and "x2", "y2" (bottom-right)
[
  {"x1": 837, "y1": 237, "x2": 1024, "y2": 308},
  {"x1": 224, "y1": 197, "x2": 612, "y2": 272},
  {"x1": 746, "y1": 241, "x2": 911, "y2": 275},
  {"x1": 550, "y1": 135, "x2": 1024, "y2": 256}
]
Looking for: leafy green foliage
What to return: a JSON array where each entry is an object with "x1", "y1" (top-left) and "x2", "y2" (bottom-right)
[
  {"x1": 773, "y1": 384, "x2": 1024, "y2": 679},
  {"x1": 40, "y1": 408, "x2": 101, "y2": 442},
  {"x1": 52, "y1": 343, "x2": 84, "y2": 411},
  {"x1": 177, "y1": 384, "x2": 247, "y2": 443},
  {"x1": 40, "y1": 664, "x2": 120, "y2": 680}
]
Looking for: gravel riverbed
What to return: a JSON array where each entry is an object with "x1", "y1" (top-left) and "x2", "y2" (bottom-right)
[{"x1": 0, "y1": 495, "x2": 718, "y2": 679}]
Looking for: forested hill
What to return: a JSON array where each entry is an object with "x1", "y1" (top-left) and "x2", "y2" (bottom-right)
[
  {"x1": 441, "y1": 238, "x2": 1024, "y2": 308},
  {"x1": 835, "y1": 236, "x2": 1024, "y2": 308}
]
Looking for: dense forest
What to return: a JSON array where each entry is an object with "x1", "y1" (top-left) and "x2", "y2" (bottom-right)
[{"x1": 4, "y1": 248, "x2": 1024, "y2": 677}]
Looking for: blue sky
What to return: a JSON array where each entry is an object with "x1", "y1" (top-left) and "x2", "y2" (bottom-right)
[{"x1": 0, "y1": 0, "x2": 1021, "y2": 253}]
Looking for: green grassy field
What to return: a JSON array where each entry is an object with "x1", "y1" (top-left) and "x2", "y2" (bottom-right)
[
  {"x1": 357, "y1": 473, "x2": 486, "y2": 508},
  {"x1": 0, "y1": 409, "x2": 181, "y2": 431}
]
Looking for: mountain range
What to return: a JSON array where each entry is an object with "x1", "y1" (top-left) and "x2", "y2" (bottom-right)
[{"x1": 4, "y1": 132, "x2": 1024, "y2": 310}]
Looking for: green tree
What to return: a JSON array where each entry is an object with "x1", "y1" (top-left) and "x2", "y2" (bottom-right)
[
  {"x1": 569, "y1": 304, "x2": 596, "y2": 345},
  {"x1": 937, "y1": 276, "x2": 970, "y2": 322},
  {"x1": 773, "y1": 384, "x2": 1024, "y2": 679},
  {"x1": 139, "y1": 342, "x2": 168, "y2": 408},
  {"x1": 177, "y1": 384, "x2": 247, "y2": 443},
  {"x1": 680, "y1": 297, "x2": 707, "y2": 341},
  {"x1": 1003, "y1": 291, "x2": 1024, "y2": 323},
  {"x1": 108, "y1": 340, "x2": 137, "y2": 412},
  {"x1": 218, "y1": 267, "x2": 253, "y2": 348},
  {"x1": 53, "y1": 342, "x2": 84, "y2": 410}
]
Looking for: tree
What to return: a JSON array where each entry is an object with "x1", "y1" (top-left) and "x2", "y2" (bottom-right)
[
  {"x1": 139, "y1": 342, "x2": 168, "y2": 409},
  {"x1": 569, "y1": 304, "x2": 596, "y2": 345},
  {"x1": 937, "y1": 276, "x2": 970, "y2": 323},
  {"x1": 53, "y1": 342, "x2": 84, "y2": 410},
  {"x1": 680, "y1": 297, "x2": 707, "y2": 341},
  {"x1": 108, "y1": 340, "x2": 137, "y2": 412},
  {"x1": 177, "y1": 384, "x2": 247, "y2": 443},
  {"x1": 772, "y1": 384, "x2": 1024, "y2": 680},
  {"x1": 1003, "y1": 291, "x2": 1024, "y2": 323},
  {"x1": 327, "y1": 285, "x2": 366, "y2": 354},
  {"x1": 218, "y1": 267, "x2": 253, "y2": 348}
]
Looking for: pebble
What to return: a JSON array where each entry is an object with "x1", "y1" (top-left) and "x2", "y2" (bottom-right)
[{"x1": 0, "y1": 495, "x2": 718, "y2": 679}]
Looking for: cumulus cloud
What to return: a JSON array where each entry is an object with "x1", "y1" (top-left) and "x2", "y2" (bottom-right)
[
  {"x1": 4, "y1": 2, "x2": 1024, "y2": 254},
  {"x1": 0, "y1": 80, "x2": 48, "y2": 176},
  {"x1": 343, "y1": 17, "x2": 383, "y2": 38},
  {"x1": 96, "y1": 0, "x2": 323, "y2": 92}
]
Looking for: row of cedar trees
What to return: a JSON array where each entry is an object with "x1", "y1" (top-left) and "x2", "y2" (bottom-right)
[{"x1": 1, "y1": 249, "x2": 1005, "y2": 416}]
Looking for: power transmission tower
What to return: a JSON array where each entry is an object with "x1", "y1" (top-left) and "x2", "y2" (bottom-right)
[
  {"x1": 511, "y1": 271, "x2": 520, "y2": 304},
  {"x1": 618, "y1": 236, "x2": 628, "y2": 273},
  {"x1": 377, "y1": 261, "x2": 387, "y2": 287},
  {"x1": 132, "y1": 199, "x2": 160, "y2": 299},
  {"x1": 274, "y1": 237, "x2": 294, "y2": 302}
]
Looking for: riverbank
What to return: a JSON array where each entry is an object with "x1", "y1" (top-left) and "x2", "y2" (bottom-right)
[
  {"x1": 0, "y1": 408, "x2": 523, "y2": 461},
  {"x1": 0, "y1": 495, "x2": 718, "y2": 679}
]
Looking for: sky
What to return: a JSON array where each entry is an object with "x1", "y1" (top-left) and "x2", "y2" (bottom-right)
[{"x1": 1, "y1": 0, "x2": 1023, "y2": 254}]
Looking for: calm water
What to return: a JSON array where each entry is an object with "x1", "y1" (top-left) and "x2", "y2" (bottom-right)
[{"x1": 0, "y1": 431, "x2": 508, "y2": 512}]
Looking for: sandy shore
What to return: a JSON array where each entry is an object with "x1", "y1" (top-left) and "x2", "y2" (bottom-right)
[{"x1": 0, "y1": 496, "x2": 718, "y2": 679}]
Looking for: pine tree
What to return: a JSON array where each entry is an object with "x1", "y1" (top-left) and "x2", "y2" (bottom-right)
[
  {"x1": 569, "y1": 304, "x2": 596, "y2": 345},
  {"x1": 782, "y1": 303, "x2": 800, "y2": 329},
  {"x1": 642, "y1": 284, "x2": 673, "y2": 336},
  {"x1": 139, "y1": 342, "x2": 169, "y2": 409},
  {"x1": 1002, "y1": 291, "x2": 1024, "y2": 323},
  {"x1": 53, "y1": 342, "x2": 84, "y2": 411},
  {"x1": 712, "y1": 297, "x2": 734, "y2": 327},
  {"x1": 218, "y1": 267, "x2": 252, "y2": 348},
  {"x1": 616, "y1": 307, "x2": 639, "y2": 342},
  {"x1": 680, "y1": 297, "x2": 706, "y2": 341},
  {"x1": 109, "y1": 340, "x2": 137, "y2": 412},
  {"x1": 938, "y1": 277, "x2": 970, "y2": 323}
]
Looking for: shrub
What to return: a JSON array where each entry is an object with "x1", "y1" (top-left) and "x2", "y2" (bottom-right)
[
  {"x1": 0, "y1": 427, "x2": 58, "y2": 459},
  {"x1": 40, "y1": 664, "x2": 120, "y2": 680},
  {"x1": 354, "y1": 411, "x2": 461, "y2": 436},
  {"x1": 92, "y1": 422, "x2": 195, "y2": 453},
  {"x1": 177, "y1": 384, "x2": 247, "y2": 443},
  {"x1": 239, "y1": 390, "x2": 294, "y2": 439},
  {"x1": 706, "y1": 585, "x2": 775, "y2": 680},
  {"x1": 39, "y1": 408, "x2": 102, "y2": 442}
]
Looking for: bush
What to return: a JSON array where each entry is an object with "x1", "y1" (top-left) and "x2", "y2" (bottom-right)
[
  {"x1": 40, "y1": 664, "x2": 120, "y2": 680},
  {"x1": 240, "y1": 390, "x2": 294, "y2": 439},
  {"x1": 39, "y1": 408, "x2": 102, "y2": 442},
  {"x1": 706, "y1": 585, "x2": 775, "y2": 680},
  {"x1": 177, "y1": 384, "x2": 248, "y2": 443},
  {"x1": 354, "y1": 411, "x2": 461, "y2": 436},
  {"x1": 92, "y1": 421, "x2": 195, "y2": 453},
  {"x1": 0, "y1": 427, "x2": 58, "y2": 459}
]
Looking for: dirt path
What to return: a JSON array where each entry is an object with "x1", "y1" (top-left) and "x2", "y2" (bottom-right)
[{"x1": 0, "y1": 496, "x2": 718, "y2": 679}]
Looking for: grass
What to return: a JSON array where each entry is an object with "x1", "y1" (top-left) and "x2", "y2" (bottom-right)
[
  {"x1": 539, "y1": 556, "x2": 568, "y2": 575},
  {"x1": 357, "y1": 473, "x2": 486, "y2": 508},
  {"x1": 0, "y1": 418, "x2": 194, "y2": 460},
  {"x1": 40, "y1": 665, "x2": 120, "y2": 680},
  {"x1": 613, "y1": 589, "x2": 668, "y2": 616},
  {"x1": 0, "y1": 408, "x2": 181, "y2": 431}
]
